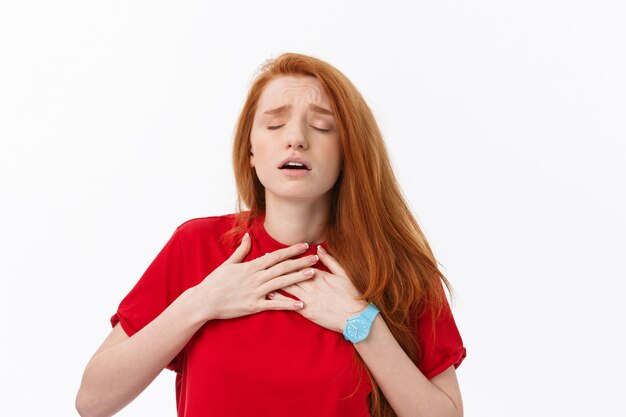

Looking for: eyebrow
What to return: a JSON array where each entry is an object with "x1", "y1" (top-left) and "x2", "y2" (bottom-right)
[{"x1": 262, "y1": 104, "x2": 334, "y2": 116}]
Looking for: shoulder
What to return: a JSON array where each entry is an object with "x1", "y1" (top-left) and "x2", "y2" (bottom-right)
[
  {"x1": 172, "y1": 213, "x2": 240, "y2": 241},
  {"x1": 175, "y1": 213, "x2": 238, "y2": 233}
]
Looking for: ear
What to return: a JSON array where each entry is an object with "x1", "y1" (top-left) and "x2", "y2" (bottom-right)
[{"x1": 249, "y1": 149, "x2": 255, "y2": 168}]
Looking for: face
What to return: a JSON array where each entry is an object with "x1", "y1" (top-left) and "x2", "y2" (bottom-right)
[{"x1": 250, "y1": 75, "x2": 342, "y2": 204}]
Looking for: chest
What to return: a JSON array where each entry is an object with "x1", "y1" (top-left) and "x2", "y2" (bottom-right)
[{"x1": 180, "y1": 310, "x2": 372, "y2": 414}]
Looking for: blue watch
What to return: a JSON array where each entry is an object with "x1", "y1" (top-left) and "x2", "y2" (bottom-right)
[{"x1": 343, "y1": 303, "x2": 380, "y2": 343}]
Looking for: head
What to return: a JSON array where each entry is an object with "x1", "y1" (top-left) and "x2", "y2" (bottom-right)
[
  {"x1": 248, "y1": 74, "x2": 342, "y2": 208},
  {"x1": 232, "y1": 52, "x2": 385, "y2": 223}
]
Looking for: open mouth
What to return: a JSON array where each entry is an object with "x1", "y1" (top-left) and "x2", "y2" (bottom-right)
[{"x1": 279, "y1": 162, "x2": 311, "y2": 171}]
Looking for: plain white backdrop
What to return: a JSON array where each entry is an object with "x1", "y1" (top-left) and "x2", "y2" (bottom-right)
[{"x1": 1, "y1": 1, "x2": 624, "y2": 416}]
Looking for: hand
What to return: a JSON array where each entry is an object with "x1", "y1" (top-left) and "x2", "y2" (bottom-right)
[
  {"x1": 267, "y1": 245, "x2": 369, "y2": 334},
  {"x1": 190, "y1": 233, "x2": 320, "y2": 321}
]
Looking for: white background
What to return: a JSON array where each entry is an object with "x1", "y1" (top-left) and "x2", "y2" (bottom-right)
[{"x1": 1, "y1": 1, "x2": 624, "y2": 416}]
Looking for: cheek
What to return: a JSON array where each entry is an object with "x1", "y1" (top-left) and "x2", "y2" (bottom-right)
[
  {"x1": 250, "y1": 131, "x2": 268, "y2": 162},
  {"x1": 318, "y1": 142, "x2": 342, "y2": 183},
  {"x1": 327, "y1": 140, "x2": 343, "y2": 172},
  {"x1": 250, "y1": 139, "x2": 275, "y2": 177}
]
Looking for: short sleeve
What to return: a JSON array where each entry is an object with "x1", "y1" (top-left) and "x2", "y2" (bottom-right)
[
  {"x1": 415, "y1": 290, "x2": 467, "y2": 379},
  {"x1": 110, "y1": 225, "x2": 189, "y2": 373}
]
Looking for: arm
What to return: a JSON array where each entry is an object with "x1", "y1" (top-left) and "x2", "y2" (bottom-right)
[
  {"x1": 75, "y1": 289, "x2": 207, "y2": 417},
  {"x1": 353, "y1": 314, "x2": 463, "y2": 417},
  {"x1": 273, "y1": 245, "x2": 464, "y2": 417},
  {"x1": 76, "y1": 235, "x2": 317, "y2": 417}
]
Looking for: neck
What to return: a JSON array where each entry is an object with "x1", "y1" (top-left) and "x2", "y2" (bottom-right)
[{"x1": 263, "y1": 193, "x2": 331, "y2": 246}]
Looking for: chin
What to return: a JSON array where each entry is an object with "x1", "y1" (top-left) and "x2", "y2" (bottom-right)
[
  {"x1": 270, "y1": 192, "x2": 324, "y2": 203},
  {"x1": 265, "y1": 187, "x2": 332, "y2": 205}
]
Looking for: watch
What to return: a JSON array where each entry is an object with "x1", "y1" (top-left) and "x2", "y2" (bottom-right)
[{"x1": 343, "y1": 303, "x2": 380, "y2": 343}]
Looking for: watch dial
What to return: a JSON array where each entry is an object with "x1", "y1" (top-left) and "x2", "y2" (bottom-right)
[{"x1": 348, "y1": 318, "x2": 366, "y2": 339}]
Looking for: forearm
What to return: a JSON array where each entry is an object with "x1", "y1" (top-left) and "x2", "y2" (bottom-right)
[
  {"x1": 77, "y1": 288, "x2": 207, "y2": 417},
  {"x1": 353, "y1": 315, "x2": 461, "y2": 417}
]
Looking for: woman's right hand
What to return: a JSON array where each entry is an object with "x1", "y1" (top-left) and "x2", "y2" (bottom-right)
[
  {"x1": 190, "y1": 232, "x2": 318, "y2": 321},
  {"x1": 76, "y1": 232, "x2": 316, "y2": 417}
]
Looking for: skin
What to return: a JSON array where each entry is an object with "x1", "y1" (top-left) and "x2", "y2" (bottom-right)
[
  {"x1": 76, "y1": 75, "x2": 463, "y2": 417},
  {"x1": 250, "y1": 75, "x2": 342, "y2": 246}
]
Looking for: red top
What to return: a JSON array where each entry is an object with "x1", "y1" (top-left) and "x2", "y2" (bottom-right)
[{"x1": 111, "y1": 213, "x2": 466, "y2": 417}]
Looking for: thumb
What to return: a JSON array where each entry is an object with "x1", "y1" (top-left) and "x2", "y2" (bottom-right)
[{"x1": 225, "y1": 232, "x2": 251, "y2": 264}]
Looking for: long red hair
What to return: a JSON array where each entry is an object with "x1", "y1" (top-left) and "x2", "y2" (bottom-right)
[{"x1": 225, "y1": 52, "x2": 453, "y2": 417}]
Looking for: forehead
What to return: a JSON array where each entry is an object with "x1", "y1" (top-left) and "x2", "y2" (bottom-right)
[{"x1": 256, "y1": 75, "x2": 331, "y2": 110}]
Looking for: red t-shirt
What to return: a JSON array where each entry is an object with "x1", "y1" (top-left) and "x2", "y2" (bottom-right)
[{"x1": 111, "y1": 213, "x2": 466, "y2": 417}]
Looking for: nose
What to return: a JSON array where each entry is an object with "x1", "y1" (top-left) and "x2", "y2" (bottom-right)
[{"x1": 285, "y1": 122, "x2": 309, "y2": 150}]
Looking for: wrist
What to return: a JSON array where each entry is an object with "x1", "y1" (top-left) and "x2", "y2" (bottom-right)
[
  {"x1": 342, "y1": 302, "x2": 380, "y2": 344},
  {"x1": 338, "y1": 301, "x2": 368, "y2": 333},
  {"x1": 180, "y1": 287, "x2": 215, "y2": 324}
]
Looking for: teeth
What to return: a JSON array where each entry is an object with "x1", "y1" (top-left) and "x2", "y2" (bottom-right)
[{"x1": 285, "y1": 162, "x2": 304, "y2": 167}]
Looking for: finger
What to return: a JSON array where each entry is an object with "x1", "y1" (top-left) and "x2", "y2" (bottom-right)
[
  {"x1": 260, "y1": 254, "x2": 319, "y2": 283},
  {"x1": 268, "y1": 283, "x2": 304, "y2": 299},
  {"x1": 260, "y1": 298, "x2": 305, "y2": 311},
  {"x1": 266, "y1": 291, "x2": 293, "y2": 301},
  {"x1": 316, "y1": 245, "x2": 345, "y2": 275},
  {"x1": 250, "y1": 242, "x2": 309, "y2": 271},
  {"x1": 276, "y1": 283, "x2": 305, "y2": 299},
  {"x1": 224, "y1": 232, "x2": 251, "y2": 264},
  {"x1": 259, "y1": 267, "x2": 315, "y2": 294}
]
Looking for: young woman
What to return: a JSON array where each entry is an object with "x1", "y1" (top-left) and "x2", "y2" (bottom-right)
[{"x1": 76, "y1": 52, "x2": 466, "y2": 417}]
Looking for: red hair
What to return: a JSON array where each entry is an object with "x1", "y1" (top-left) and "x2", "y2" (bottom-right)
[{"x1": 225, "y1": 52, "x2": 453, "y2": 417}]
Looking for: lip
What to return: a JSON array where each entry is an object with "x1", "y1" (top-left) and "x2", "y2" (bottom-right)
[
  {"x1": 280, "y1": 168, "x2": 311, "y2": 177},
  {"x1": 277, "y1": 156, "x2": 312, "y2": 171}
]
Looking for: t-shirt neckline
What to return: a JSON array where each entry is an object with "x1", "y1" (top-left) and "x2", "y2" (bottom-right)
[{"x1": 249, "y1": 213, "x2": 328, "y2": 255}]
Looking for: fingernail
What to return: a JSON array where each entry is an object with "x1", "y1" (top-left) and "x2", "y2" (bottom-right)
[
  {"x1": 298, "y1": 243, "x2": 309, "y2": 251},
  {"x1": 308, "y1": 255, "x2": 319, "y2": 263},
  {"x1": 294, "y1": 301, "x2": 304, "y2": 308},
  {"x1": 267, "y1": 292, "x2": 275, "y2": 299},
  {"x1": 317, "y1": 245, "x2": 326, "y2": 254},
  {"x1": 243, "y1": 232, "x2": 249, "y2": 241},
  {"x1": 303, "y1": 268, "x2": 314, "y2": 276}
]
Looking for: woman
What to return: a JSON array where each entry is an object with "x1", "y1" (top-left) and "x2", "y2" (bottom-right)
[{"x1": 76, "y1": 52, "x2": 466, "y2": 417}]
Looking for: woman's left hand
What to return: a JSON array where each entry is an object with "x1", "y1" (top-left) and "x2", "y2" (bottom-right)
[{"x1": 267, "y1": 245, "x2": 369, "y2": 333}]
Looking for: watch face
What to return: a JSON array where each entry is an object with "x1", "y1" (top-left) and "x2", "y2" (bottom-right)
[{"x1": 347, "y1": 318, "x2": 368, "y2": 340}]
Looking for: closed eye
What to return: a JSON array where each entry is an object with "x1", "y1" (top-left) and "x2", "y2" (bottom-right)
[{"x1": 267, "y1": 125, "x2": 331, "y2": 132}]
